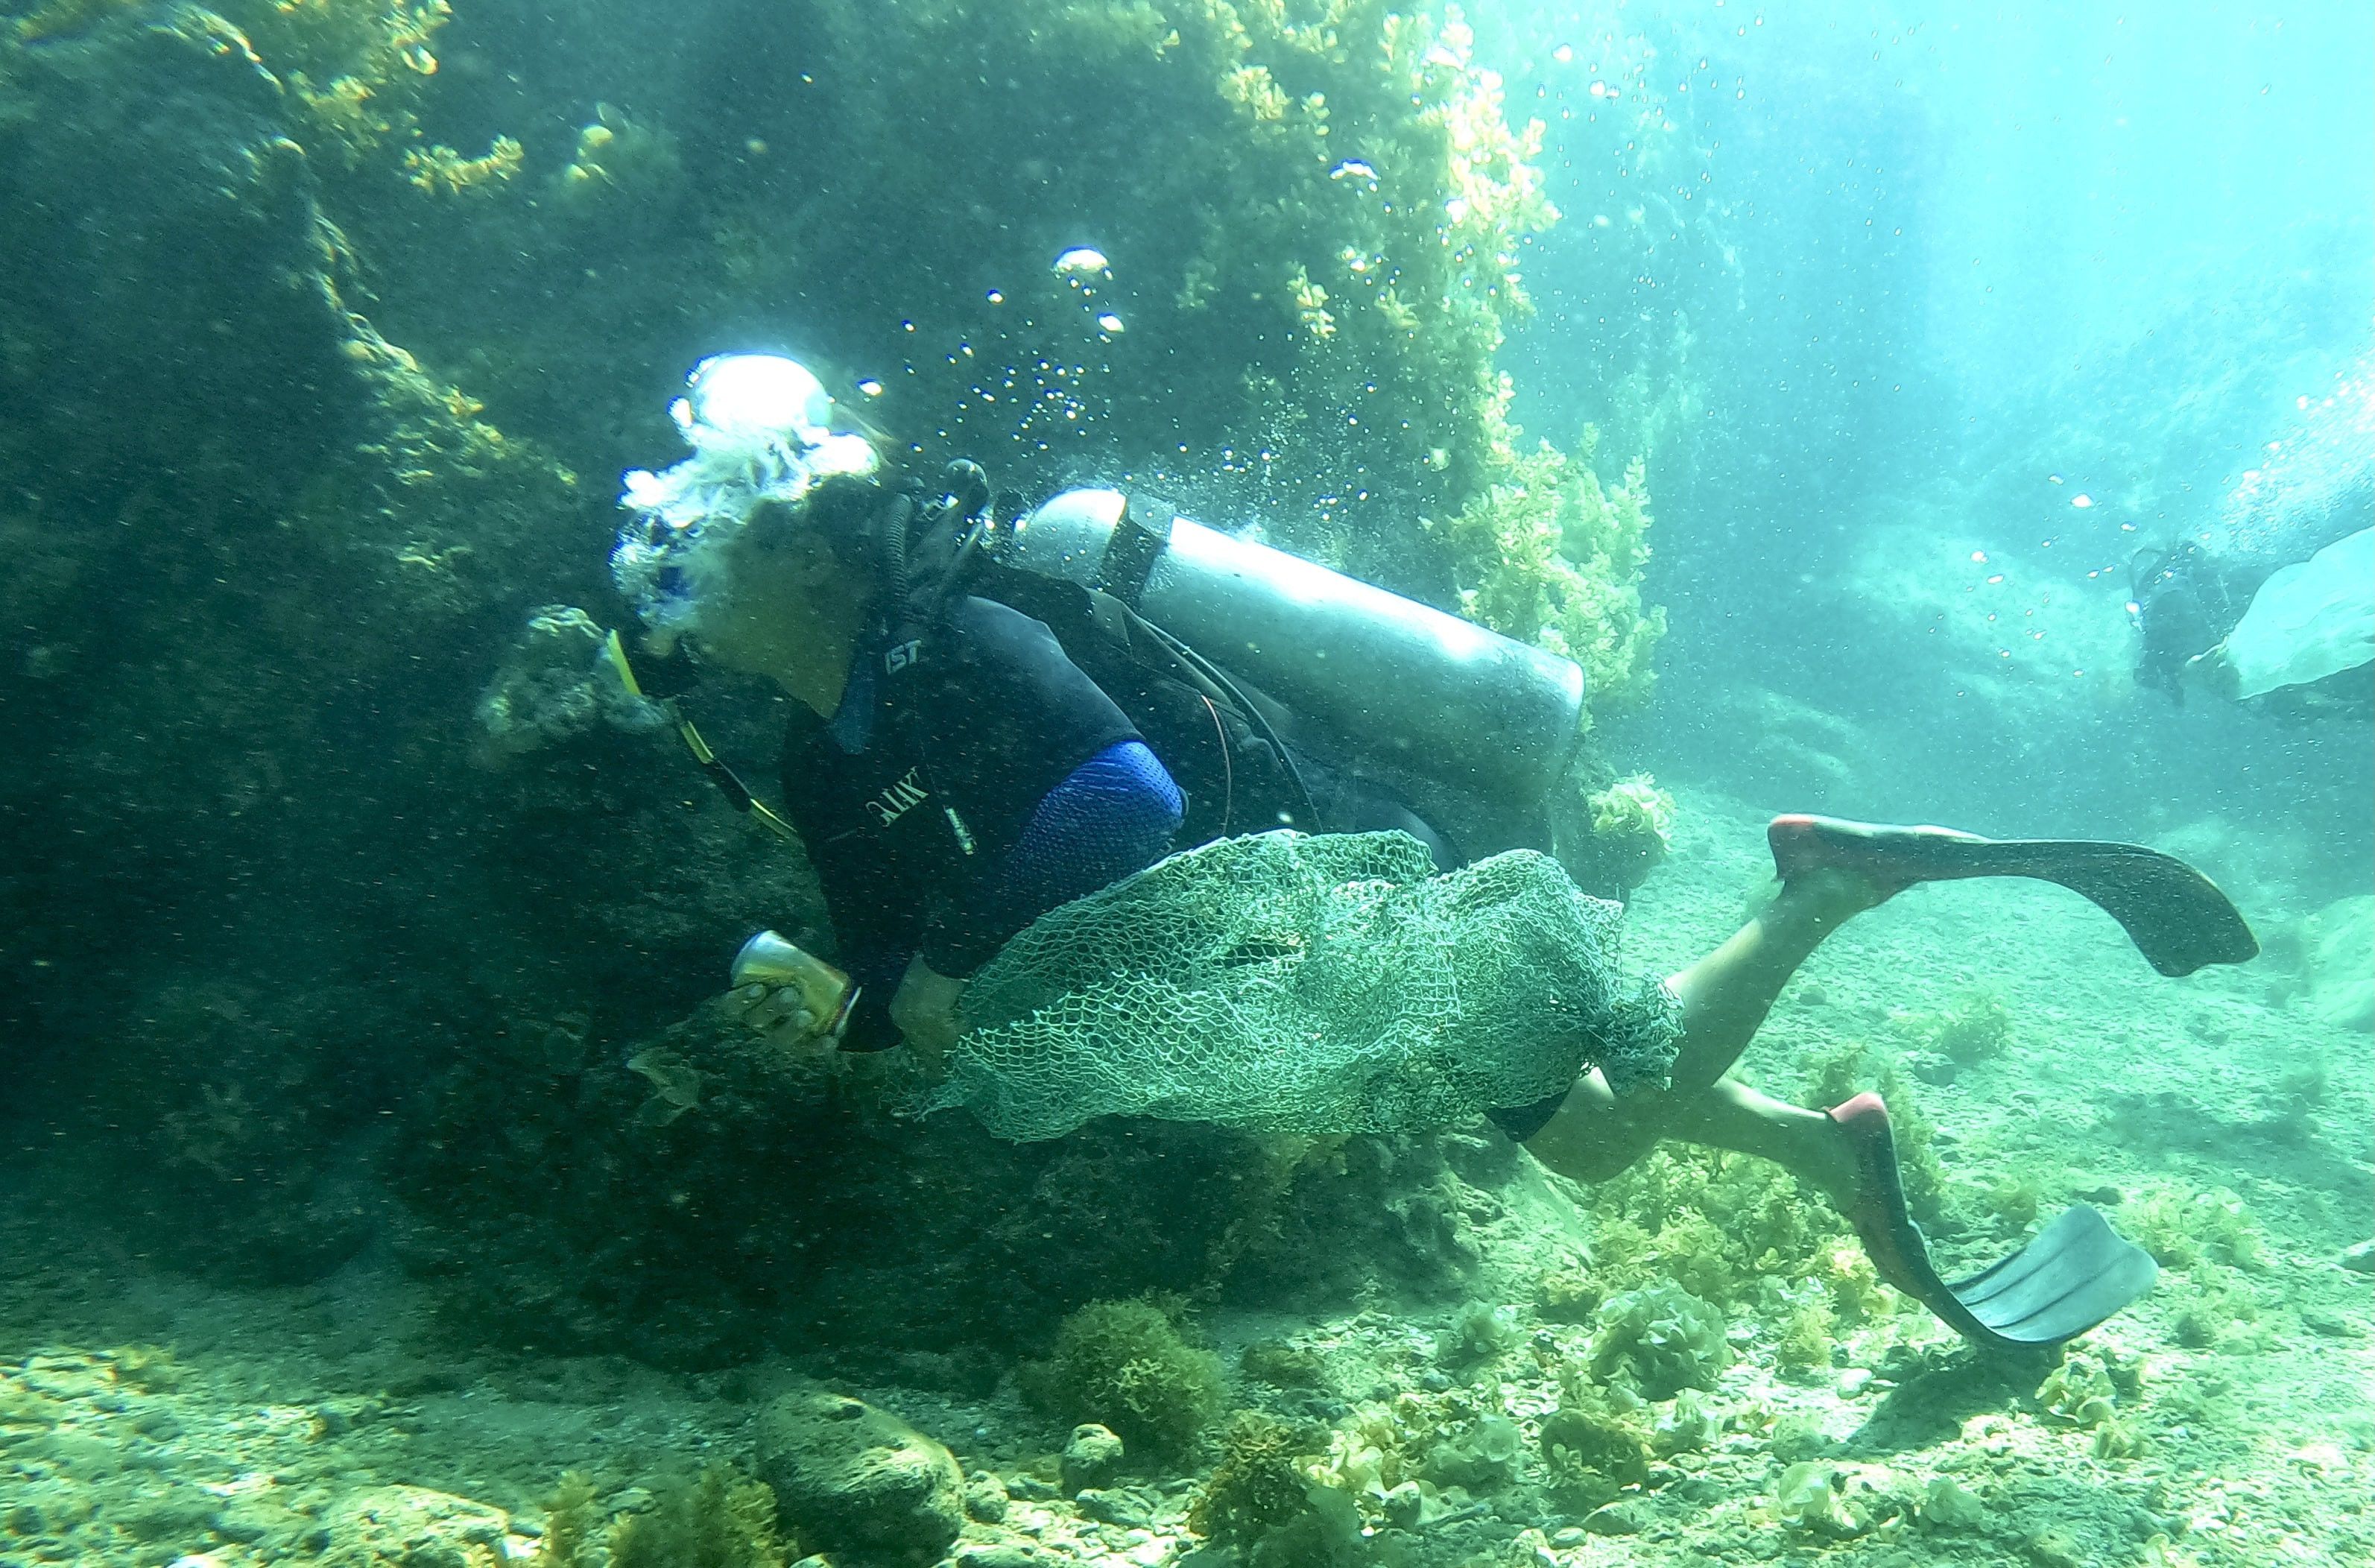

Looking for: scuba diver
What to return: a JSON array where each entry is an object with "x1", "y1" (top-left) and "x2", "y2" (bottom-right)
[
  {"x1": 2131, "y1": 353, "x2": 2374, "y2": 718},
  {"x1": 604, "y1": 353, "x2": 2259, "y2": 1353}
]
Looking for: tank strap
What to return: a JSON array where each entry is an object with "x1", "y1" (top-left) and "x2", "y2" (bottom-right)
[
  {"x1": 604, "y1": 629, "x2": 803, "y2": 842},
  {"x1": 1094, "y1": 496, "x2": 1171, "y2": 608},
  {"x1": 878, "y1": 469, "x2": 996, "y2": 860}
]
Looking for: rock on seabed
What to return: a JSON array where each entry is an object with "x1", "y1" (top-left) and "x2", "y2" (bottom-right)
[{"x1": 754, "y1": 1388, "x2": 967, "y2": 1564}]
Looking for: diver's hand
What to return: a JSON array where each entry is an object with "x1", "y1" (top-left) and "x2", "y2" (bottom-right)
[
  {"x1": 729, "y1": 983, "x2": 837, "y2": 1052},
  {"x1": 889, "y1": 955, "x2": 966, "y2": 1070}
]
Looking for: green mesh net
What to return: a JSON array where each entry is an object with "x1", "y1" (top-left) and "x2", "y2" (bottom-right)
[{"x1": 919, "y1": 832, "x2": 1680, "y2": 1142}]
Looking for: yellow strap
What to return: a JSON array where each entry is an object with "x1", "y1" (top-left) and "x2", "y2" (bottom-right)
[
  {"x1": 607, "y1": 629, "x2": 803, "y2": 844},
  {"x1": 675, "y1": 717, "x2": 719, "y2": 765},
  {"x1": 746, "y1": 797, "x2": 803, "y2": 842},
  {"x1": 602, "y1": 627, "x2": 645, "y2": 698}
]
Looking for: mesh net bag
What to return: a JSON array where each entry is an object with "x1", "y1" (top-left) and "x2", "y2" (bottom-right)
[{"x1": 917, "y1": 831, "x2": 1680, "y2": 1142}]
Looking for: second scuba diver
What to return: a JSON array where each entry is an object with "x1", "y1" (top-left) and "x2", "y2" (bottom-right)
[{"x1": 603, "y1": 353, "x2": 2260, "y2": 1352}]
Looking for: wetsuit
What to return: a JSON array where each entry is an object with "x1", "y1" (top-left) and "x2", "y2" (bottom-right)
[{"x1": 779, "y1": 593, "x2": 1183, "y2": 1051}]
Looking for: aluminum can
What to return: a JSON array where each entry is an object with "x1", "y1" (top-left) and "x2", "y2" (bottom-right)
[{"x1": 730, "y1": 930, "x2": 857, "y2": 1040}]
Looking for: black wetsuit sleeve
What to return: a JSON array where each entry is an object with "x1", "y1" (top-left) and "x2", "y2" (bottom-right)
[
  {"x1": 913, "y1": 597, "x2": 1141, "y2": 975},
  {"x1": 776, "y1": 594, "x2": 1143, "y2": 1053}
]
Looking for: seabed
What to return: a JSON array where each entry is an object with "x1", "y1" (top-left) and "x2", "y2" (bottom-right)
[{"x1": 3, "y1": 790, "x2": 2365, "y2": 1568}]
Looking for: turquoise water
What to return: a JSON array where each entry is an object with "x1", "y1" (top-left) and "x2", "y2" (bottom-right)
[{"x1": 0, "y1": 3, "x2": 2367, "y2": 1567}]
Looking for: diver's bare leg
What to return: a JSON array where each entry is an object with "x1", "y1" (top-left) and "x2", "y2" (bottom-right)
[{"x1": 1523, "y1": 864, "x2": 1886, "y2": 1194}]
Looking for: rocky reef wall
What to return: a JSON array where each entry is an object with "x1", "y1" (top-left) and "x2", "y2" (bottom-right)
[{"x1": 0, "y1": 0, "x2": 1677, "y2": 1349}]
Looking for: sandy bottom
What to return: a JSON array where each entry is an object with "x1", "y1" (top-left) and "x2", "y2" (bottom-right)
[{"x1": 2, "y1": 788, "x2": 2368, "y2": 1568}]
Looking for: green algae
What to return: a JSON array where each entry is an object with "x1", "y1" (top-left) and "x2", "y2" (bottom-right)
[
  {"x1": 1584, "y1": 1144, "x2": 1885, "y2": 1318},
  {"x1": 1188, "y1": 1411, "x2": 1327, "y2": 1546},
  {"x1": 1537, "y1": 1375, "x2": 1651, "y2": 1511},
  {"x1": 1589, "y1": 1283, "x2": 1731, "y2": 1400},
  {"x1": 535, "y1": 1472, "x2": 603, "y2": 1568},
  {"x1": 1432, "y1": 1300, "x2": 1519, "y2": 1371},
  {"x1": 607, "y1": 1465, "x2": 788, "y2": 1568},
  {"x1": 1437, "y1": 426, "x2": 1667, "y2": 710},
  {"x1": 531, "y1": 1465, "x2": 788, "y2": 1568},
  {"x1": 1774, "y1": 1297, "x2": 1837, "y2": 1379},
  {"x1": 1022, "y1": 1298, "x2": 1224, "y2": 1462},
  {"x1": 1581, "y1": 773, "x2": 1677, "y2": 891},
  {"x1": 1893, "y1": 989, "x2": 2015, "y2": 1065},
  {"x1": 1800, "y1": 1042, "x2": 1947, "y2": 1224},
  {"x1": 1532, "y1": 1263, "x2": 1604, "y2": 1324},
  {"x1": 2127, "y1": 1183, "x2": 2271, "y2": 1273}
]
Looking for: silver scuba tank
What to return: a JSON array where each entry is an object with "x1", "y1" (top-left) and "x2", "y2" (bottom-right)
[{"x1": 1002, "y1": 490, "x2": 1588, "y2": 853}]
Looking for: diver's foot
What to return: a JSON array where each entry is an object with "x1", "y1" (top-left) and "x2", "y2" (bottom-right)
[
  {"x1": 1768, "y1": 815, "x2": 1993, "y2": 905},
  {"x1": 1824, "y1": 1093, "x2": 1939, "y2": 1303},
  {"x1": 1792, "y1": 1103, "x2": 1865, "y2": 1213},
  {"x1": 1769, "y1": 815, "x2": 2257, "y2": 977}
]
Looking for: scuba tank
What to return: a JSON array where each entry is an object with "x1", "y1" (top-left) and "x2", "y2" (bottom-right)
[{"x1": 998, "y1": 489, "x2": 1589, "y2": 859}]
